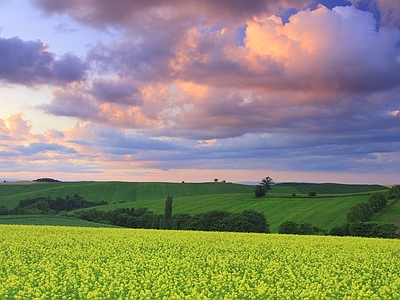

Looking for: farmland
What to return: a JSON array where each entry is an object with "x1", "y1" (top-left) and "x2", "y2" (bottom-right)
[
  {"x1": 0, "y1": 181, "x2": 392, "y2": 232},
  {"x1": 1, "y1": 225, "x2": 399, "y2": 299},
  {"x1": 0, "y1": 215, "x2": 117, "y2": 228}
]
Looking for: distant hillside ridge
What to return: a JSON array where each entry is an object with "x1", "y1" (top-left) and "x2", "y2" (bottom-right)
[
  {"x1": 0, "y1": 181, "x2": 392, "y2": 232},
  {"x1": 0, "y1": 181, "x2": 255, "y2": 209}
]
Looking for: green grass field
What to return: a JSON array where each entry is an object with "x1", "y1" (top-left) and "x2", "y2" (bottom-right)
[
  {"x1": 94, "y1": 193, "x2": 383, "y2": 232},
  {"x1": 0, "y1": 181, "x2": 254, "y2": 208},
  {"x1": 0, "y1": 215, "x2": 118, "y2": 228},
  {"x1": 0, "y1": 181, "x2": 392, "y2": 232}
]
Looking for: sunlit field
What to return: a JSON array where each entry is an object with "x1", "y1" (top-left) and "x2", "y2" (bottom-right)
[{"x1": 1, "y1": 225, "x2": 399, "y2": 299}]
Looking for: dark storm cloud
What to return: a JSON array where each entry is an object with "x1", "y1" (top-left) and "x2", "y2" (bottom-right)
[{"x1": 0, "y1": 37, "x2": 87, "y2": 85}]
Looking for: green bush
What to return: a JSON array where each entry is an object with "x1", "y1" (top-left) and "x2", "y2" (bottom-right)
[
  {"x1": 278, "y1": 221, "x2": 299, "y2": 234},
  {"x1": 388, "y1": 185, "x2": 399, "y2": 199},
  {"x1": 368, "y1": 193, "x2": 387, "y2": 213},
  {"x1": 347, "y1": 202, "x2": 373, "y2": 223}
]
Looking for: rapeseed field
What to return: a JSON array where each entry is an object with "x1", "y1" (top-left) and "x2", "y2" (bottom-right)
[{"x1": 0, "y1": 225, "x2": 399, "y2": 299}]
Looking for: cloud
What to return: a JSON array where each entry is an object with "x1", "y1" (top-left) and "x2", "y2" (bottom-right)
[
  {"x1": 14, "y1": 142, "x2": 77, "y2": 156},
  {"x1": 5, "y1": 1, "x2": 397, "y2": 179},
  {"x1": 40, "y1": 5, "x2": 400, "y2": 139},
  {"x1": 0, "y1": 37, "x2": 88, "y2": 86},
  {"x1": 0, "y1": 113, "x2": 399, "y2": 179},
  {"x1": 0, "y1": 113, "x2": 32, "y2": 139},
  {"x1": 350, "y1": 0, "x2": 400, "y2": 27},
  {"x1": 41, "y1": 82, "x2": 160, "y2": 128},
  {"x1": 32, "y1": 0, "x2": 312, "y2": 29},
  {"x1": 90, "y1": 78, "x2": 142, "y2": 105}
]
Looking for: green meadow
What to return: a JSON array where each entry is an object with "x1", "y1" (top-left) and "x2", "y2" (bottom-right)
[
  {"x1": 0, "y1": 214, "x2": 118, "y2": 228},
  {"x1": 0, "y1": 181, "x2": 393, "y2": 232}
]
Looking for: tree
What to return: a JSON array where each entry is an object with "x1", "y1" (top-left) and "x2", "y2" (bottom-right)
[
  {"x1": 214, "y1": 178, "x2": 218, "y2": 182},
  {"x1": 368, "y1": 193, "x2": 387, "y2": 213},
  {"x1": 254, "y1": 185, "x2": 266, "y2": 197},
  {"x1": 388, "y1": 185, "x2": 399, "y2": 199},
  {"x1": 0, "y1": 205, "x2": 9, "y2": 215},
  {"x1": 255, "y1": 176, "x2": 273, "y2": 197},
  {"x1": 225, "y1": 210, "x2": 270, "y2": 233},
  {"x1": 164, "y1": 195, "x2": 173, "y2": 229},
  {"x1": 278, "y1": 221, "x2": 299, "y2": 234},
  {"x1": 347, "y1": 202, "x2": 373, "y2": 223},
  {"x1": 298, "y1": 223, "x2": 314, "y2": 234}
]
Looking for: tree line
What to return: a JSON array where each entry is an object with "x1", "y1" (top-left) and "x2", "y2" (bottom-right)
[
  {"x1": 278, "y1": 188, "x2": 400, "y2": 238},
  {"x1": 0, "y1": 194, "x2": 107, "y2": 215},
  {"x1": 278, "y1": 220, "x2": 398, "y2": 238},
  {"x1": 346, "y1": 190, "x2": 397, "y2": 223},
  {"x1": 74, "y1": 207, "x2": 270, "y2": 233}
]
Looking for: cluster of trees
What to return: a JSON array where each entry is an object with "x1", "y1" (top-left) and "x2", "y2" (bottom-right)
[
  {"x1": 278, "y1": 221, "x2": 327, "y2": 235},
  {"x1": 388, "y1": 185, "x2": 400, "y2": 200},
  {"x1": 186, "y1": 210, "x2": 269, "y2": 233},
  {"x1": 4, "y1": 194, "x2": 107, "y2": 215},
  {"x1": 75, "y1": 207, "x2": 160, "y2": 228},
  {"x1": 33, "y1": 178, "x2": 61, "y2": 182},
  {"x1": 330, "y1": 222, "x2": 398, "y2": 238},
  {"x1": 74, "y1": 207, "x2": 270, "y2": 233},
  {"x1": 277, "y1": 220, "x2": 398, "y2": 238},
  {"x1": 347, "y1": 192, "x2": 388, "y2": 223}
]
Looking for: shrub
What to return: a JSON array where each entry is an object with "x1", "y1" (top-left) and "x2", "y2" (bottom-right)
[
  {"x1": 0, "y1": 205, "x2": 9, "y2": 215},
  {"x1": 278, "y1": 221, "x2": 299, "y2": 234},
  {"x1": 347, "y1": 202, "x2": 373, "y2": 223},
  {"x1": 368, "y1": 193, "x2": 387, "y2": 213},
  {"x1": 254, "y1": 185, "x2": 266, "y2": 197},
  {"x1": 387, "y1": 186, "x2": 399, "y2": 200}
]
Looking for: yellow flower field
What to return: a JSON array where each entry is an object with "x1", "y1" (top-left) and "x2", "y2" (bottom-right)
[{"x1": 0, "y1": 225, "x2": 399, "y2": 299}]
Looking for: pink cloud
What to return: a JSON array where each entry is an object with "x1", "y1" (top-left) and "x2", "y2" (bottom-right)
[{"x1": 5, "y1": 1, "x2": 395, "y2": 181}]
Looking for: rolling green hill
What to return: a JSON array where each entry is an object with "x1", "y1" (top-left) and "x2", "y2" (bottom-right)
[
  {"x1": 273, "y1": 183, "x2": 388, "y2": 195},
  {"x1": 0, "y1": 215, "x2": 118, "y2": 228},
  {"x1": 0, "y1": 181, "x2": 391, "y2": 232},
  {"x1": 90, "y1": 193, "x2": 386, "y2": 232},
  {"x1": 0, "y1": 181, "x2": 254, "y2": 208},
  {"x1": 373, "y1": 198, "x2": 400, "y2": 225}
]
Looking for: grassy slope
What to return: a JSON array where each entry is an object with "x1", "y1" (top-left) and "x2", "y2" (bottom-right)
[
  {"x1": 0, "y1": 181, "x2": 254, "y2": 208},
  {"x1": 0, "y1": 215, "x2": 118, "y2": 228},
  {"x1": 273, "y1": 183, "x2": 387, "y2": 195},
  {"x1": 373, "y1": 197, "x2": 400, "y2": 229},
  {"x1": 0, "y1": 181, "x2": 390, "y2": 232},
  {"x1": 96, "y1": 193, "x2": 375, "y2": 232}
]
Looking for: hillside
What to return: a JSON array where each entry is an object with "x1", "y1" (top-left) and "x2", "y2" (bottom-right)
[
  {"x1": 0, "y1": 181, "x2": 391, "y2": 232},
  {"x1": 92, "y1": 193, "x2": 387, "y2": 232},
  {"x1": 0, "y1": 181, "x2": 254, "y2": 209},
  {"x1": 0, "y1": 215, "x2": 118, "y2": 228}
]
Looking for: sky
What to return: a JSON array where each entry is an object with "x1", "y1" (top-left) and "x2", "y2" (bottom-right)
[{"x1": 0, "y1": 0, "x2": 399, "y2": 184}]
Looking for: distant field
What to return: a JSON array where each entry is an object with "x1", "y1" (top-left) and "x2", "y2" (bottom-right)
[
  {"x1": 91, "y1": 193, "x2": 380, "y2": 232},
  {"x1": 0, "y1": 181, "x2": 391, "y2": 232},
  {"x1": 273, "y1": 183, "x2": 388, "y2": 195},
  {"x1": 374, "y1": 198, "x2": 400, "y2": 228},
  {"x1": 0, "y1": 215, "x2": 117, "y2": 228},
  {"x1": 0, "y1": 181, "x2": 254, "y2": 208}
]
